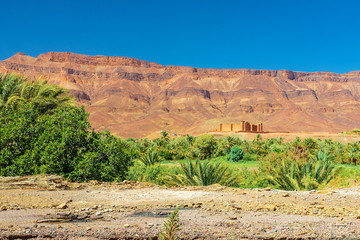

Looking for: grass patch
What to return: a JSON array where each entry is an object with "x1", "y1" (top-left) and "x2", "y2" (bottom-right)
[
  {"x1": 210, "y1": 156, "x2": 259, "y2": 169},
  {"x1": 161, "y1": 157, "x2": 259, "y2": 169},
  {"x1": 327, "y1": 164, "x2": 360, "y2": 188}
]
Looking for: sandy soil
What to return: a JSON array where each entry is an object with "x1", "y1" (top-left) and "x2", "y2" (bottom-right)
[{"x1": 0, "y1": 176, "x2": 360, "y2": 239}]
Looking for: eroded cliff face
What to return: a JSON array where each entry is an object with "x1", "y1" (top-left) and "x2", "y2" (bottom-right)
[{"x1": 1, "y1": 51, "x2": 360, "y2": 138}]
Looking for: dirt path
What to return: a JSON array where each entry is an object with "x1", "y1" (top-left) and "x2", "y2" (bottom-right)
[{"x1": 0, "y1": 176, "x2": 360, "y2": 239}]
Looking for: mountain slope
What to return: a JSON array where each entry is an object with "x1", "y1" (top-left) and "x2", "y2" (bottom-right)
[{"x1": 1, "y1": 52, "x2": 359, "y2": 138}]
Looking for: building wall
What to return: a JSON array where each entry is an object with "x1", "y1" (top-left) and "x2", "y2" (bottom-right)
[
  {"x1": 217, "y1": 121, "x2": 264, "y2": 133},
  {"x1": 222, "y1": 124, "x2": 232, "y2": 131},
  {"x1": 233, "y1": 124, "x2": 243, "y2": 131}
]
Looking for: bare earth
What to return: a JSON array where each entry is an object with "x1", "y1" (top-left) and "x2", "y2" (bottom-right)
[{"x1": 0, "y1": 176, "x2": 360, "y2": 239}]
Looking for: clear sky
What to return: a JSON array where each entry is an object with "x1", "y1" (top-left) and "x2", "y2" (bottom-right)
[{"x1": 1, "y1": 0, "x2": 359, "y2": 73}]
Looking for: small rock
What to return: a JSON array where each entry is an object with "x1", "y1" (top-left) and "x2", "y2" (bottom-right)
[
  {"x1": 264, "y1": 187, "x2": 271, "y2": 191},
  {"x1": 282, "y1": 193, "x2": 290, "y2": 197},
  {"x1": 228, "y1": 216, "x2": 237, "y2": 220},
  {"x1": 57, "y1": 203, "x2": 67, "y2": 209},
  {"x1": 267, "y1": 205, "x2": 277, "y2": 211},
  {"x1": 232, "y1": 204, "x2": 242, "y2": 210},
  {"x1": 123, "y1": 224, "x2": 130, "y2": 228},
  {"x1": 86, "y1": 227, "x2": 92, "y2": 231}
]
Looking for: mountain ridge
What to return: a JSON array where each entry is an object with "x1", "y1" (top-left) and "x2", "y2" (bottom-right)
[{"x1": 1, "y1": 51, "x2": 359, "y2": 138}]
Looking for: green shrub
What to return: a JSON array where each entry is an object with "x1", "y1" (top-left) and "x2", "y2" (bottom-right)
[
  {"x1": 237, "y1": 168, "x2": 268, "y2": 188},
  {"x1": 140, "y1": 150, "x2": 161, "y2": 166},
  {"x1": 128, "y1": 161, "x2": 173, "y2": 185},
  {"x1": 262, "y1": 151, "x2": 339, "y2": 190},
  {"x1": 194, "y1": 134, "x2": 217, "y2": 159},
  {"x1": 164, "y1": 160, "x2": 238, "y2": 187},
  {"x1": 242, "y1": 153, "x2": 258, "y2": 161},
  {"x1": 228, "y1": 145, "x2": 244, "y2": 162}
]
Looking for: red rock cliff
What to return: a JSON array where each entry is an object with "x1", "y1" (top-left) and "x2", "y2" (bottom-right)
[{"x1": 1, "y1": 52, "x2": 360, "y2": 138}]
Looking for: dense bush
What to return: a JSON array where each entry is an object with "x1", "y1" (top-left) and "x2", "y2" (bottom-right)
[
  {"x1": 194, "y1": 134, "x2": 217, "y2": 159},
  {"x1": 0, "y1": 105, "x2": 131, "y2": 181},
  {"x1": 260, "y1": 150, "x2": 338, "y2": 190},
  {"x1": 127, "y1": 161, "x2": 173, "y2": 185},
  {"x1": 228, "y1": 145, "x2": 244, "y2": 162}
]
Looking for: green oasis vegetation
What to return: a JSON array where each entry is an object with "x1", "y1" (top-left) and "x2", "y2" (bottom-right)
[{"x1": 1, "y1": 74, "x2": 360, "y2": 191}]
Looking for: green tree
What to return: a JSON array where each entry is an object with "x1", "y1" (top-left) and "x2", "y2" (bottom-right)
[
  {"x1": 228, "y1": 145, "x2": 244, "y2": 162},
  {"x1": 18, "y1": 78, "x2": 74, "y2": 113},
  {"x1": 346, "y1": 146, "x2": 360, "y2": 166},
  {"x1": 0, "y1": 105, "x2": 131, "y2": 181},
  {"x1": 0, "y1": 73, "x2": 25, "y2": 109},
  {"x1": 0, "y1": 73, "x2": 73, "y2": 114},
  {"x1": 194, "y1": 134, "x2": 217, "y2": 159}
]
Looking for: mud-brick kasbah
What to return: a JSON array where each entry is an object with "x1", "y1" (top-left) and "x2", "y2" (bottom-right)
[{"x1": 210, "y1": 121, "x2": 264, "y2": 133}]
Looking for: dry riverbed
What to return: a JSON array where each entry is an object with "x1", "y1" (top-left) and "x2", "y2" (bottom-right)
[{"x1": 0, "y1": 175, "x2": 360, "y2": 239}]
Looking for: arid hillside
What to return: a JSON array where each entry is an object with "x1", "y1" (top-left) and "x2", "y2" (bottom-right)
[{"x1": 1, "y1": 52, "x2": 360, "y2": 138}]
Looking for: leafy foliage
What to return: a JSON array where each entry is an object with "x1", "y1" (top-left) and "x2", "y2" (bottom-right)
[
  {"x1": 228, "y1": 145, "x2": 244, "y2": 162},
  {"x1": 0, "y1": 105, "x2": 131, "y2": 181},
  {"x1": 0, "y1": 75, "x2": 356, "y2": 189},
  {"x1": 139, "y1": 150, "x2": 161, "y2": 166},
  {"x1": 127, "y1": 161, "x2": 174, "y2": 185},
  {"x1": 263, "y1": 151, "x2": 338, "y2": 190},
  {"x1": 0, "y1": 73, "x2": 25, "y2": 109},
  {"x1": 194, "y1": 134, "x2": 217, "y2": 159},
  {"x1": 0, "y1": 73, "x2": 73, "y2": 113},
  {"x1": 164, "y1": 160, "x2": 238, "y2": 187}
]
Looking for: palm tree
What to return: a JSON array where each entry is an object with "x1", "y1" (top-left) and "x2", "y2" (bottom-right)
[
  {"x1": 347, "y1": 147, "x2": 359, "y2": 166},
  {"x1": 19, "y1": 77, "x2": 74, "y2": 113},
  {"x1": 0, "y1": 73, "x2": 74, "y2": 113},
  {"x1": 139, "y1": 150, "x2": 161, "y2": 166},
  {"x1": 266, "y1": 151, "x2": 338, "y2": 190},
  {"x1": 0, "y1": 73, "x2": 26, "y2": 109}
]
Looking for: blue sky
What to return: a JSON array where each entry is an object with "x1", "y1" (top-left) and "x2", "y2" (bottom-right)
[{"x1": 1, "y1": 0, "x2": 359, "y2": 73}]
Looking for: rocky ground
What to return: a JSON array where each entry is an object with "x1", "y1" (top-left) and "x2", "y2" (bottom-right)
[{"x1": 0, "y1": 175, "x2": 360, "y2": 239}]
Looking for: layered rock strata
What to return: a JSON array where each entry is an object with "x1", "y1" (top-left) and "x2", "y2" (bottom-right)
[{"x1": 1, "y1": 52, "x2": 359, "y2": 138}]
